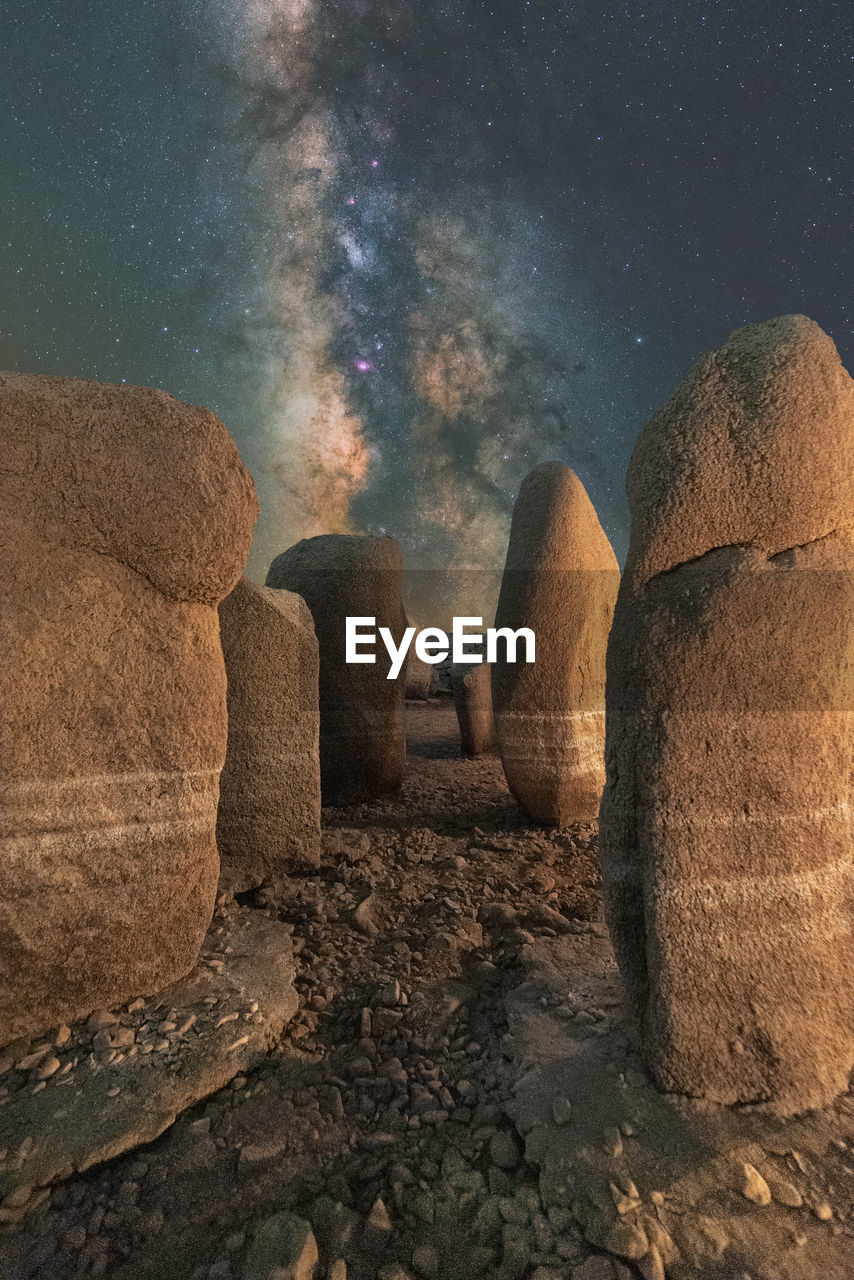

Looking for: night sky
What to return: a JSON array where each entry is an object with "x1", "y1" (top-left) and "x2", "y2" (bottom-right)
[{"x1": 3, "y1": 1, "x2": 853, "y2": 619}]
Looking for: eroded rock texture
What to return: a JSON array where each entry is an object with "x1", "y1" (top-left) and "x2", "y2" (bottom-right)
[
  {"x1": 266, "y1": 535, "x2": 406, "y2": 804},
  {"x1": 600, "y1": 315, "x2": 854, "y2": 1112},
  {"x1": 1, "y1": 373, "x2": 257, "y2": 1045},
  {"x1": 217, "y1": 578, "x2": 321, "y2": 893},
  {"x1": 452, "y1": 663, "x2": 496, "y2": 756},
  {"x1": 404, "y1": 650, "x2": 433, "y2": 701},
  {"x1": 492, "y1": 462, "x2": 619, "y2": 824}
]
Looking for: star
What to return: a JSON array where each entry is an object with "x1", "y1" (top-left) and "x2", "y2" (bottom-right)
[{"x1": 4, "y1": 0, "x2": 850, "y2": 596}]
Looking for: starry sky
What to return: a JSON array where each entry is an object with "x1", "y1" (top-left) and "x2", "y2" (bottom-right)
[{"x1": 3, "y1": 1, "x2": 853, "y2": 621}]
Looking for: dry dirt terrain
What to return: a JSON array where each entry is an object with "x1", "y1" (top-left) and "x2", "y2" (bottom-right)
[{"x1": 2, "y1": 700, "x2": 854, "y2": 1280}]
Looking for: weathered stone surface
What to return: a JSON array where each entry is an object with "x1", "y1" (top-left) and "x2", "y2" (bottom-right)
[
  {"x1": 431, "y1": 655, "x2": 454, "y2": 696},
  {"x1": 0, "y1": 907, "x2": 298, "y2": 1202},
  {"x1": 242, "y1": 1212, "x2": 318, "y2": 1280},
  {"x1": 600, "y1": 315, "x2": 854, "y2": 1112},
  {"x1": 492, "y1": 463, "x2": 619, "y2": 824},
  {"x1": 504, "y1": 930, "x2": 854, "y2": 1280},
  {"x1": 217, "y1": 578, "x2": 321, "y2": 892},
  {"x1": 0, "y1": 373, "x2": 258, "y2": 1047},
  {"x1": 452, "y1": 663, "x2": 496, "y2": 756},
  {"x1": 405, "y1": 649, "x2": 433, "y2": 700},
  {"x1": 266, "y1": 535, "x2": 406, "y2": 804}
]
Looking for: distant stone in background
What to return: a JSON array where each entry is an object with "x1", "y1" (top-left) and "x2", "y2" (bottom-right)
[
  {"x1": 404, "y1": 643, "x2": 433, "y2": 701},
  {"x1": 430, "y1": 654, "x2": 454, "y2": 696},
  {"x1": 600, "y1": 315, "x2": 854, "y2": 1113},
  {"x1": 267, "y1": 534, "x2": 406, "y2": 804},
  {"x1": 492, "y1": 462, "x2": 619, "y2": 825},
  {"x1": 0, "y1": 373, "x2": 257, "y2": 1046},
  {"x1": 452, "y1": 663, "x2": 496, "y2": 756},
  {"x1": 217, "y1": 578, "x2": 321, "y2": 894}
]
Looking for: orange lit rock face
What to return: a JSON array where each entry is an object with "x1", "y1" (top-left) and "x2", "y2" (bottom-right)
[
  {"x1": 600, "y1": 315, "x2": 854, "y2": 1113},
  {"x1": 266, "y1": 534, "x2": 407, "y2": 805},
  {"x1": 0, "y1": 373, "x2": 258, "y2": 1047},
  {"x1": 217, "y1": 578, "x2": 321, "y2": 893},
  {"x1": 492, "y1": 462, "x2": 620, "y2": 825}
]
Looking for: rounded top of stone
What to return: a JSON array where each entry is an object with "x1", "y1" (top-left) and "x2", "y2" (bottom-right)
[
  {"x1": 623, "y1": 314, "x2": 854, "y2": 589},
  {"x1": 220, "y1": 577, "x2": 316, "y2": 637},
  {"x1": 1, "y1": 372, "x2": 258, "y2": 605},
  {"x1": 266, "y1": 533, "x2": 403, "y2": 586},
  {"x1": 503, "y1": 461, "x2": 618, "y2": 573}
]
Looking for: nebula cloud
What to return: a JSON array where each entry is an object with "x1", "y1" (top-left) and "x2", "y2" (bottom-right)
[
  {"x1": 217, "y1": 0, "x2": 626, "y2": 621},
  {"x1": 221, "y1": 0, "x2": 372, "y2": 564}
]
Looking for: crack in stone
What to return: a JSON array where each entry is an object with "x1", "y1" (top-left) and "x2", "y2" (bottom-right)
[{"x1": 648, "y1": 525, "x2": 853, "y2": 583}]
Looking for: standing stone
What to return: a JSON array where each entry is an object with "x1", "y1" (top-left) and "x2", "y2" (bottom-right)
[
  {"x1": 1, "y1": 373, "x2": 257, "y2": 1046},
  {"x1": 404, "y1": 649, "x2": 433, "y2": 701},
  {"x1": 266, "y1": 535, "x2": 406, "y2": 804},
  {"x1": 452, "y1": 663, "x2": 496, "y2": 756},
  {"x1": 600, "y1": 315, "x2": 854, "y2": 1113},
  {"x1": 492, "y1": 463, "x2": 619, "y2": 825},
  {"x1": 431, "y1": 655, "x2": 454, "y2": 696},
  {"x1": 217, "y1": 578, "x2": 321, "y2": 894}
]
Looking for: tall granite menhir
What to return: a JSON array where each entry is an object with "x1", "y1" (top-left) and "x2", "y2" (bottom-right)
[
  {"x1": 217, "y1": 578, "x2": 321, "y2": 894},
  {"x1": 267, "y1": 535, "x2": 407, "y2": 804},
  {"x1": 0, "y1": 374, "x2": 258, "y2": 1045},
  {"x1": 600, "y1": 315, "x2": 854, "y2": 1113},
  {"x1": 492, "y1": 463, "x2": 619, "y2": 825}
]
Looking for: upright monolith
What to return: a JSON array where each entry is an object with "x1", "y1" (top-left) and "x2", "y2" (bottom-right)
[
  {"x1": 266, "y1": 535, "x2": 406, "y2": 804},
  {"x1": 217, "y1": 578, "x2": 321, "y2": 893},
  {"x1": 452, "y1": 663, "x2": 496, "y2": 756},
  {"x1": 600, "y1": 315, "x2": 854, "y2": 1113},
  {"x1": 404, "y1": 649, "x2": 433, "y2": 701},
  {"x1": 492, "y1": 463, "x2": 619, "y2": 825},
  {"x1": 1, "y1": 373, "x2": 258, "y2": 1045}
]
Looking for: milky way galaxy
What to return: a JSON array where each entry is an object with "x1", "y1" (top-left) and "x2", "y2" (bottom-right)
[
  {"x1": 218, "y1": 0, "x2": 638, "y2": 618},
  {"x1": 3, "y1": 1, "x2": 853, "y2": 624}
]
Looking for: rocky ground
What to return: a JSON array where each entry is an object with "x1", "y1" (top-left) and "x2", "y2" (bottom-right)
[{"x1": 2, "y1": 700, "x2": 854, "y2": 1280}]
